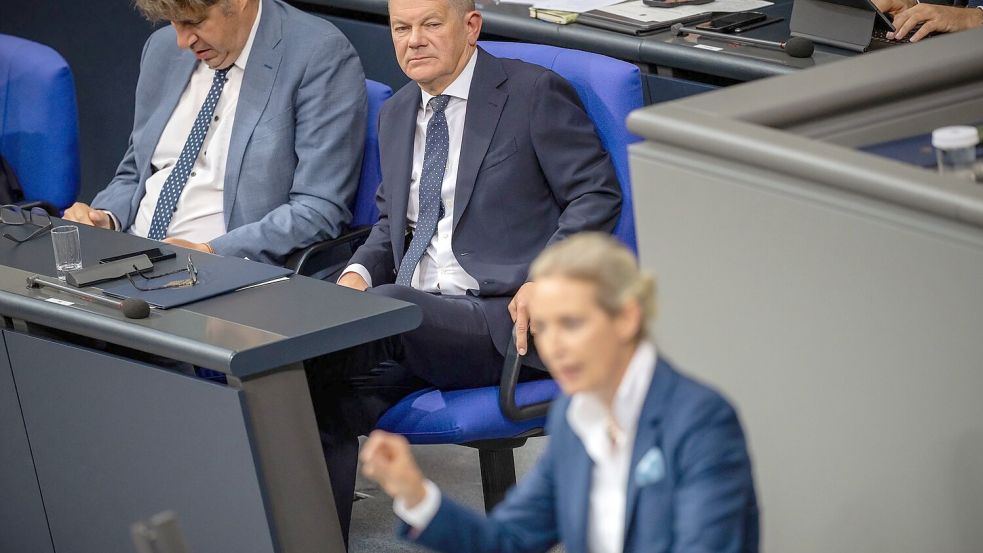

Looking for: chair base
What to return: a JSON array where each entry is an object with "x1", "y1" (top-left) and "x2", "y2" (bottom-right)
[{"x1": 464, "y1": 428, "x2": 544, "y2": 512}]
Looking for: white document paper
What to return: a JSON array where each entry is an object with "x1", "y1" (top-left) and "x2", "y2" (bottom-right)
[
  {"x1": 497, "y1": 0, "x2": 624, "y2": 13},
  {"x1": 594, "y1": 0, "x2": 773, "y2": 22}
]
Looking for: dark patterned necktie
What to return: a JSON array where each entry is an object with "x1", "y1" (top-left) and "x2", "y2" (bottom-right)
[
  {"x1": 147, "y1": 67, "x2": 230, "y2": 240},
  {"x1": 396, "y1": 94, "x2": 451, "y2": 286}
]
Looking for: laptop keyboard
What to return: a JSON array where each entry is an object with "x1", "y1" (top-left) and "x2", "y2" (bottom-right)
[
  {"x1": 871, "y1": 20, "x2": 930, "y2": 47},
  {"x1": 871, "y1": 26, "x2": 912, "y2": 45}
]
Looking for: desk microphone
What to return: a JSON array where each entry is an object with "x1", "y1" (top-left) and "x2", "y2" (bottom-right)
[
  {"x1": 671, "y1": 23, "x2": 815, "y2": 58},
  {"x1": 26, "y1": 275, "x2": 151, "y2": 319}
]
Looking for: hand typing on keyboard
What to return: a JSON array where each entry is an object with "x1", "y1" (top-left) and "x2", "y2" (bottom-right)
[{"x1": 887, "y1": 2, "x2": 983, "y2": 42}]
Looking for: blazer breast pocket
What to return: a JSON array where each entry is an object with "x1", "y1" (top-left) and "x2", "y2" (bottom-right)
[
  {"x1": 480, "y1": 137, "x2": 518, "y2": 172},
  {"x1": 251, "y1": 109, "x2": 294, "y2": 141}
]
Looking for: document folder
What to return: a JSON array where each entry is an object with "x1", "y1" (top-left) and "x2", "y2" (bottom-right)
[{"x1": 102, "y1": 254, "x2": 293, "y2": 309}]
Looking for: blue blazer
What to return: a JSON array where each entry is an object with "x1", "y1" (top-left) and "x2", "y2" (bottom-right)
[
  {"x1": 409, "y1": 358, "x2": 759, "y2": 553},
  {"x1": 92, "y1": 0, "x2": 366, "y2": 265},
  {"x1": 348, "y1": 47, "x2": 621, "y2": 359}
]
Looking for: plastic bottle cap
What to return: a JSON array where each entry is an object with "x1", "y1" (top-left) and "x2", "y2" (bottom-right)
[{"x1": 932, "y1": 126, "x2": 980, "y2": 150}]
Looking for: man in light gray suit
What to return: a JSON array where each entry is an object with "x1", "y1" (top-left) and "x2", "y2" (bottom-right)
[{"x1": 64, "y1": 0, "x2": 366, "y2": 265}]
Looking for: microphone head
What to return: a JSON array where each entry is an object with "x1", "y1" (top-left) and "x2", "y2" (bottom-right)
[
  {"x1": 671, "y1": 23, "x2": 685, "y2": 36},
  {"x1": 121, "y1": 298, "x2": 151, "y2": 319},
  {"x1": 784, "y1": 36, "x2": 815, "y2": 58}
]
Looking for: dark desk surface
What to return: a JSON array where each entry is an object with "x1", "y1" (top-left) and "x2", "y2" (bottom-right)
[
  {"x1": 300, "y1": 0, "x2": 853, "y2": 82},
  {"x1": 0, "y1": 222, "x2": 421, "y2": 379}
]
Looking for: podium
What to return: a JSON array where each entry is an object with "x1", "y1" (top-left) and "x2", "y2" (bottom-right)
[
  {"x1": 627, "y1": 30, "x2": 983, "y2": 553},
  {"x1": 0, "y1": 223, "x2": 421, "y2": 553}
]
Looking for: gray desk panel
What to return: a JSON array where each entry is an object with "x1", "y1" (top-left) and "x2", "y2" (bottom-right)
[
  {"x1": 651, "y1": 28, "x2": 983, "y2": 129},
  {"x1": 298, "y1": 0, "x2": 849, "y2": 82},
  {"x1": 628, "y1": 33, "x2": 983, "y2": 551},
  {"x1": 7, "y1": 331, "x2": 277, "y2": 553},
  {"x1": 0, "y1": 332, "x2": 55, "y2": 553},
  {"x1": 0, "y1": 223, "x2": 422, "y2": 377}
]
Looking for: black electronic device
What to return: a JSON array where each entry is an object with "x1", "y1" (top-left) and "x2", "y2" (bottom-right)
[
  {"x1": 66, "y1": 254, "x2": 155, "y2": 288},
  {"x1": 643, "y1": 0, "x2": 713, "y2": 8},
  {"x1": 696, "y1": 11, "x2": 767, "y2": 32},
  {"x1": 789, "y1": 0, "x2": 932, "y2": 52},
  {"x1": 100, "y1": 247, "x2": 176, "y2": 265},
  {"x1": 577, "y1": 9, "x2": 720, "y2": 35}
]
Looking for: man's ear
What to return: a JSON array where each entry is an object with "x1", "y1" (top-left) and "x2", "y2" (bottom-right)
[{"x1": 466, "y1": 11, "x2": 483, "y2": 45}]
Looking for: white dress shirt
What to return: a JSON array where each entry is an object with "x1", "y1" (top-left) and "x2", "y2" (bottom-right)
[
  {"x1": 567, "y1": 341, "x2": 656, "y2": 553},
  {"x1": 343, "y1": 50, "x2": 480, "y2": 295},
  {"x1": 124, "y1": 2, "x2": 262, "y2": 244},
  {"x1": 395, "y1": 341, "x2": 659, "y2": 553}
]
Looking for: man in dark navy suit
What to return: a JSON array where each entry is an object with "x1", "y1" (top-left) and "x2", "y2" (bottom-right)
[{"x1": 305, "y1": 0, "x2": 622, "y2": 541}]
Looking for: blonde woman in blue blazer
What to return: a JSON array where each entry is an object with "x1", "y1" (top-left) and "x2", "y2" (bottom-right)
[{"x1": 362, "y1": 232, "x2": 759, "y2": 553}]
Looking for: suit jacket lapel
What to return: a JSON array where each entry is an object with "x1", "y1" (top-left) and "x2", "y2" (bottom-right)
[
  {"x1": 453, "y1": 48, "x2": 507, "y2": 229},
  {"x1": 387, "y1": 88, "x2": 419, "y2": 266},
  {"x1": 223, "y1": 0, "x2": 282, "y2": 223},
  {"x1": 623, "y1": 359, "x2": 676, "y2": 543},
  {"x1": 562, "y1": 430, "x2": 594, "y2": 553}
]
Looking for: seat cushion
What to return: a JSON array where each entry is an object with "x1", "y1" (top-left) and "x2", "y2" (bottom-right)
[{"x1": 376, "y1": 379, "x2": 560, "y2": 444}]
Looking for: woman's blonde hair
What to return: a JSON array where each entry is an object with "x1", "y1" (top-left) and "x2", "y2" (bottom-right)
[{"x1": 529, "y1": 232, "x2": 656, "y2": 340}]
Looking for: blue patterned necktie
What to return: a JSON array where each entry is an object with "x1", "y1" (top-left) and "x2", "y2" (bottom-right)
[
  {"x1": 396, "y1": 94, "x2": 451, "y2": 287},
  {"x1": 147, "y1": 67, "x2": 230, "y2": 241}
]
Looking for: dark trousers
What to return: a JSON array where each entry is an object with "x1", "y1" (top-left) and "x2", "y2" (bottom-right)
[{"x1": 305, "y1": 284, "x2": 509, "y2": 546}]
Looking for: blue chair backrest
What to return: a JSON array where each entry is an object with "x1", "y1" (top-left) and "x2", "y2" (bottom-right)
[
  {"x1": 479, "y1": 41, "x2": 642, "y2": 252},
  {"x1": 0, "y1": 34, "x2": 80, "y2": 209},
  {"x1": 351, "y1": 79, "x2": 393, "y2": 229}
]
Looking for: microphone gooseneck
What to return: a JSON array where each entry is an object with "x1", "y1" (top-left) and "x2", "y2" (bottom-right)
[
  {"x1": 26, "y1": 275, "x2": 152, "y2": 320},
  {"x1": 672, "y1": 23, "x2": 816, "y2": 58}
]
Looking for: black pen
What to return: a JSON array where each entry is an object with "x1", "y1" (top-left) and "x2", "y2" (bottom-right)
[{"x1": 733, "y1": 16, "x2": 784, "y2": 33}]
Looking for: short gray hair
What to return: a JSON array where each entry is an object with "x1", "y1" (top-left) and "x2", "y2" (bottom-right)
[
  {"x1": 388, "y1": 0, "x2": 476, "y2": 16},
  {"x1": 134, "y1": 0, "x2": 228, "y2": 21},
  {"x1": 530, "y1": 232, "x2": 656, "y2": 340},
  {"x1": 450, "y1": 0, "x2": 477, "y2": 13}
]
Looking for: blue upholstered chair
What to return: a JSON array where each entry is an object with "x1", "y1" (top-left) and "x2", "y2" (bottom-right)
[
  {"x1": 287, "y1": 79, "x2": 393, "y2": 276},
  {"x1": 375, "y1": 42, "x2": 643, "y2": 511},
  {"x1": 0, "y1": 34, "x2": 80, "y2": 212}
]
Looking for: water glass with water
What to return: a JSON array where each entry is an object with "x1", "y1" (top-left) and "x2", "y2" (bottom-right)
[{"x1": 51, "y1": 225, "x2": 82, "y2": 278}]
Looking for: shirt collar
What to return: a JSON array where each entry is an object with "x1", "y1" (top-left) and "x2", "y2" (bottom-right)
[
  {"x1": 233, "y1": 0, "x2": 262, "y2": 71},
  {"x1": 419, "y1": 48, "x2": 477, "y2": 109},
  {"x1": 567, "y1": 341, "x2": 658, "y2": 457}
]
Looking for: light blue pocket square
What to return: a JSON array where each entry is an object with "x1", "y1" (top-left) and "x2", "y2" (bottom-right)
[{"x1": 634, "y1": 447, "x2": 666, "y2": 487}]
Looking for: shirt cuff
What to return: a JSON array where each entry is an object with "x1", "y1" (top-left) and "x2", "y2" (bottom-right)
[
  {"x1": 393, "y1": 479, "x2": 441, "y2": 532},
  {"x1": 340, "y1": 264, "x2": 373, "y2": 288},
  {"x1": 102, "y1": 210, "x2": 121, "y2": 232}
]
